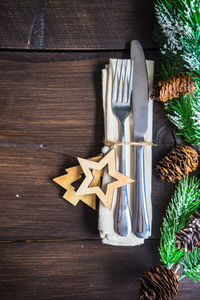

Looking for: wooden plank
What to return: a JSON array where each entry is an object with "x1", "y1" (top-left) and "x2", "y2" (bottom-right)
[
  {"x1": 0, "y1": 53, "x2": 175, "y2": 148},
  {"x1": 0, "y1": 0, "x2": 155, "y2": 50},
  {"x1": 0, "y1": 50, "x2": 156, "y2": 62},
  {"x1": 0, "y1": 240, "x2": 198, "y2": 300},
  {"x1": 0, "y1": 145, "x2": 177, "y2": 240},
  {"x1": 0, "y1": 145, "x2": 100, "y2": 240},
  {"x1": 0, "y1": 240, "x2": 161, "y2": 300},
  {"x1": 0, "y1": 57, "x2": 105, "y2": 147}
]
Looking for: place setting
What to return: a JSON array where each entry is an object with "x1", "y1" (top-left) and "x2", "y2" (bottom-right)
[{"x1": 54, "y1": 40, "x2": 154, "y2": 246}]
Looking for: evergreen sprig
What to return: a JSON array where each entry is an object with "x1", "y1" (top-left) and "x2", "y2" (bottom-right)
[
  {"x1": 179, "y1": 247, "x2": 200, "y2": 282},
  {"x1": 154, "y1": 0, "x2": 200, "y2": 75},
  {"x1": 164, "y1": 82, "x2": 200, "y2": 144},
  {"x1": 159, "y1": 176, "x2": 200, "y2": 268},
  {"x1": 154, "y1": 0, "x2": 200, "y2": 145},
  {"x1": 159, "y1": 61, "x2": 185, "y2": 82}
]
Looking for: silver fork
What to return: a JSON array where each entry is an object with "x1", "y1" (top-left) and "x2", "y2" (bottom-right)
[{"x1": 111, "y1": 59, "x2": 133, "y2": 236}]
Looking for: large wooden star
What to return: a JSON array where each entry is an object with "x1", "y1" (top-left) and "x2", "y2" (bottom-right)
[{"x1": 76, "y1": 149, "x2": 134, "y2": 210}]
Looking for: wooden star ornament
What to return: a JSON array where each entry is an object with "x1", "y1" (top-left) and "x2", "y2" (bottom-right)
[{"x1": 76, "y1": 149, "x2": 134, "y2": 210}]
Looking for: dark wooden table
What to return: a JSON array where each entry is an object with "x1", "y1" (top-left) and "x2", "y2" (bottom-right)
[{"x1": 0, "y1": 1, "x2": 198, "y2": 299}]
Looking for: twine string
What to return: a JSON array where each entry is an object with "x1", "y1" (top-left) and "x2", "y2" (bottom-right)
[{"x1": 104, "y1": 140, "x2": 155, "y2": 149}]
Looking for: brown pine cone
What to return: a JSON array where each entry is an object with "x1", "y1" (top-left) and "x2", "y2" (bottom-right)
[
  {"x1": 140, "y1": 265, "x2": 178, "y2": 300},
  {"x1": 176, "y1": 208, "x2": 200, "y2": 252},
  {"x1": 151, "y1": 73, "x2": 196, "y2": 102},
  {"x1": 155, "y1": 145, "x2": 198, "y2": 183}
]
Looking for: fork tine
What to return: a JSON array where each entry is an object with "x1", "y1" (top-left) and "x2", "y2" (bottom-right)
[
  {"x1": 122, "y1": 60, "x2": 128, "y2": 102},
  {"x1": 128, "y1": 59, "x2": 134, "y2": 102},
  {"x1": 112, "y1": 60, "x2": 118, "y2": 102},
  {"x1": 117, "y1": 60, "x2": 124, "y2": 102}
]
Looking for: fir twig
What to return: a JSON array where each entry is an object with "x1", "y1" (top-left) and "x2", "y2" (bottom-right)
[
  {"x1": 164, "y1": 82, "x2": 200, "y2": 145},
  {"x1": 159, "y1": 177, "x2": 200, "y2": 268},
  {"x1": 159, "y1": 61, "x2": 185, "y2": 82},
  {"x1": 179, "y1": 247, "x2": 200, "y2": 282},
  {"x1": 154, "y1": 0, "x2": 200, "y2": 75}
]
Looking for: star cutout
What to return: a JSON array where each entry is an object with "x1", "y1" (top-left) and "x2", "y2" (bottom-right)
[{"x1": 75, "y1": 149, "x2": 134, "y2": 210}]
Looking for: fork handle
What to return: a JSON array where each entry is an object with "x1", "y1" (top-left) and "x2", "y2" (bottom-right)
[
  {"x1": 133, "y1": 145, "x2": 150, "y2": 238},
  {"x1": 114, "y1": 122, "x2": 132, "y2": 236}
]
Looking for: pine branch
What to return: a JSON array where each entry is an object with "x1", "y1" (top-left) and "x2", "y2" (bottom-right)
[
  {"x1": 154, "y1": 0, "x2": 200, "y2": 75},
  {"x1": 159, "y1": 177, "x2": 200, "y2": 268},
  {"x1": 164, "y1": 82, "x2": 200, "y2": 145},
  {"x1": 153, "y1": 18, "x2": 185, "y2": 67},
  {"x1": 179, "y1": 247, "x2": 200, "y2": 282}
]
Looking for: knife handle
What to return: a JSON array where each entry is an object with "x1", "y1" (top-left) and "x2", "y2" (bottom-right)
[{"x1": 133, "y1": 145, "x2": 150, "y2": 238}]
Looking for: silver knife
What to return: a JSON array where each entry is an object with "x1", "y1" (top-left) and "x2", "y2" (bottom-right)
[{"x1": 131, "y1": 40, "x2": 150, "y2": 238}]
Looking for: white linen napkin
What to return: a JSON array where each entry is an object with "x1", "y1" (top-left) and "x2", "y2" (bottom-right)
[{"x1": 98, "y1": 59, "x2": 154, "y2": 246}]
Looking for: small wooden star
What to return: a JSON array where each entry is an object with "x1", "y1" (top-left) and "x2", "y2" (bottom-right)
[
  {"x1": 53, "y1": 155, "x2": 103, "y2": 209},
  {"x1": 76, "y1": 149, "x2": 134, "y2": 210}
]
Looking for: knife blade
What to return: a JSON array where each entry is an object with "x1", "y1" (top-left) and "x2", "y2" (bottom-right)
[{"x1": 131, "y1": 40, "x2": 150, "y2": 238}]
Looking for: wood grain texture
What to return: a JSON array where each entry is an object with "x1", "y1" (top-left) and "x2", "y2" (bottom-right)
[
  {"x1": 0, "y1": 0, "x2": 155, "y2": 50},
  {"x1": 0, "y1": 240, "x2": 159, "y2": 300},
  {"x1": 0, "y1": 49, "x2": 156, "y2": 62},
  {"x1": 0, "y1": 53, "x2": 175, "y2": 148},
  {"x1": 0, "y1": 240, "x2": 198, "y2": 300},
  {"x1": 0, "y1": 57, "x2": 105, "y2": 147}
]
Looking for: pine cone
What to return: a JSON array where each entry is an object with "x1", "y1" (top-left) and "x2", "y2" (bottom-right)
[
  {"x1": 155, "y1": 145, "x2": 198, "y2": 183},
  {"x1": 176, "y1": 208, "x2": 200, "y2": 252},
  {"x1": 151, "y1": 73, "x2": 196, "y2": 102},
  {"x1": 140, "y1": 265, "x2": 178, "y2": 300}
]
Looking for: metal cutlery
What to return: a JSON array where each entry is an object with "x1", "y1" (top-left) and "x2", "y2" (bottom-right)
[
  {"x1": 111, "y1": 59, "x2": 133, "y2": 236},
  {"x1": 131, "y1": 40, "x2": 150, "y2": 238}
]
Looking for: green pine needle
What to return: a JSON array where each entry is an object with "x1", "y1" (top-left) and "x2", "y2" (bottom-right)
[
  {"x1": 179, "y1": 248, "x2": 200, "y2": 282},
  {"x1": 159, "y1": 61, "x2": 185, "y2": 82},
  {"x1": 164, "y1": 82, "x2": 200, "y2": 145},
  {"x1": 154, "y1": 0, "x2": 200, "y2": 75},
  {"x1": 159, "y1": 177, "x2": 200, "y2": 268}
]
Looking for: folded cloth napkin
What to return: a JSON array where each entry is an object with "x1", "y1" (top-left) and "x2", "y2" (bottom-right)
[{"x1": 98, "y1": 59, "x2": 154, "y2": 246}]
